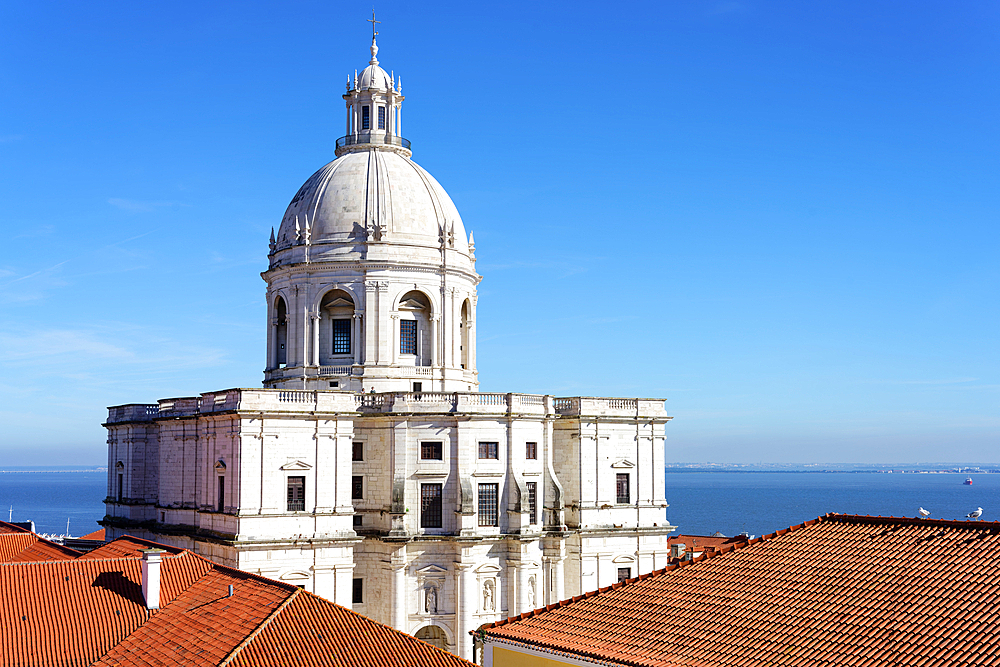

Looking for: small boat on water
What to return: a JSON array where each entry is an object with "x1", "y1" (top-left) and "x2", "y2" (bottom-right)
[{"x1": 964, "y1": 477, "x2": 973, "y2": 485}]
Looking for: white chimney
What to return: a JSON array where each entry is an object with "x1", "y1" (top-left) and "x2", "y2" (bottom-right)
[
  {"x1": 140, "y1": 548, "x2": 166, "y2": 610},
  {"x1": 670, "y1": 543, "x2": 686, "y2": 560}
]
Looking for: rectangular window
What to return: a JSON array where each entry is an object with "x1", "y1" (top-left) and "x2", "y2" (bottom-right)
[
  {"x1": 352, "y1": 475, "x2": 363, "y2": 500},
  {"x1": 421, "y1": 441, "x2": 443, "y2": 460},
  {"x1": 117, "y1": 473, "x2": 123, "y2": 503},
  {"x1": 400, "y1": 320, "x2": 417, "y2": 355},
  {"x1": 352, "y1": 577, "x2": 363, "y2": 604},
  {"x1": 217, "y1": 476, "x2": 225, "y2": 513},
  {"x1": 478, "y1": 483, "x2": 499, "y2": 527},
  {"x1": 618, "y1": 567, "x2": 632, "y2": 584},
  {"x1": 378, "y1": 106, "x2": 386, "y2": 129},
  {"x1": 478, "y1": 442, "x2": 498, "y2": 459},
  {"x1": 616, "y1": 473, "x2": 630, "y2": 504},
  {"x1": 287, "y1": 476, "x2": 305, "y2": 511},
  {"x1": 421, "y1": 484, "x2": 443, "y2": 528},
  {"x1": 332, "y1": 319, "x2": 351, "y2": 355},
  {"x1": 525, "y1": 442, "x2": 537, "y2": 460},
  {"x1": 361, "y1": 105, "x2": 370, "y2": 130},
  {"x1": 527, "y1": 481, "x2": 537, "y2": 524},
  {"x1": 352, "y1": 441, "x2": 363, "y2": 462},
  {"x1": 353, "y1": 514, "x2": 363, "y2": 527}
]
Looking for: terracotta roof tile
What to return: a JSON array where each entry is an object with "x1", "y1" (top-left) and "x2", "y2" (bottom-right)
[
  {"x1": 96, "y1": 567, "x2": 293, "y2": 666},
  {"x1": 229, "y1": 589, "x2": 474, "y2": 667},
  {"x1": 482, "y1": 514, "x2": 1000, "y2": 667},
  {"x1": 2, "y1": 534, "x2": 474, "y2": 666},
  {"x1": 79, "y1": 528, "x2": 106, "y2": 541},
  {"x1": 0, "y1": 531, "x2": 83, "y2": 563}
]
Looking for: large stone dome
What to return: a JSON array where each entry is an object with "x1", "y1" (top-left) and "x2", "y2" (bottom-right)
[{"x1": 274, "y1": 150, "x2": 470, "y2": 257}]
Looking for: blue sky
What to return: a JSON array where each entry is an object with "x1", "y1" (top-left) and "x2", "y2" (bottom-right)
[{"x1": 1, "y1": 1, "x2": 997, "y2": 465}]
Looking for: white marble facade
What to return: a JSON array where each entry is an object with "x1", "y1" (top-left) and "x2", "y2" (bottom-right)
[{"x1": 103, "y1": 35, "x2": 675, "y2": 660}]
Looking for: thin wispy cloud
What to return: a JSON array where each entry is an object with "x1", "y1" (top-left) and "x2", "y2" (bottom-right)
[{"x1": 0, "y1": 134, "x2": 24, "y2": 144}]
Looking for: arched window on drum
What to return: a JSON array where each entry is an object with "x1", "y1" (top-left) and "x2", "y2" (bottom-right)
[
  {"x1": 460, "y1": 299, "x2": 471, "y2": 370},
  {"x1": 319, "y1": 290, "x2": 356, "y2": 366},
  {"x1": 397, "y1": 291, "x2": 431, "y2": 366},
  {"x1": 274, "y1": 296, "x2": 288, "y2": 367}
]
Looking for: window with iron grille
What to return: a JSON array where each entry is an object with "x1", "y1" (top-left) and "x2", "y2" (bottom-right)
[
  {"x1": 421, "y1": 484, "x2": 443, "y2": 528},
  {"x1": 616, "y1": 473, "x2": 630, "y2": 504},
  {"x1": 421, "y1": 441, "x2": 443, "y2": 460},
  {"x1": 352, "y1": 578, "x2": 363, "y2": 604},
  {"x1": 217, "y1": 476, "x2": 225, "y2": 513},
  {"x1": 400, "y1": 320, "x2": 417, "y2": 355},
  {"x1": 378, "y1": 106, "x2": 386, "y2": 129},
  {"x1": 526, "y1": 481, "x2": 537, "y2": 524},
  {"x1": 478, "y1": 442, "x2": 498, "y2": 459},
  {"x1": 361, "y1": 106, "x2": 370, "y2": 130},
  {"x1": 618, "y1": 567, "x2": 631, "y2": 583},
  {"x1": 332, "y1": 319, "x2": 351, "y2": 355},
  {"x1": 287, "y1": 476, "x2": 305, "y2": 511},
  {"x1": 352, "y1": 441, "x2": 363, "y2": 461},
  {"x1": 352, "y1": 476, "x2": 363, "y2": 500},
  {"x1": 478, "y1": 483, "x2": 499, "y2": 527},
  {"x1": 525, "y1": 442, "x2": 537, "y2": 459}
]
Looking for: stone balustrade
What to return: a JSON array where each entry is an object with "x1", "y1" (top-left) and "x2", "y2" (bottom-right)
[{"x1": 108, "y1": 389, "x2": 667, "y2": 421}]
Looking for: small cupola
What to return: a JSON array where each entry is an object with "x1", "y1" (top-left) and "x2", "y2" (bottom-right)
[{"x1": 338, "y1": 13, "x2": 408, "y2": 158}]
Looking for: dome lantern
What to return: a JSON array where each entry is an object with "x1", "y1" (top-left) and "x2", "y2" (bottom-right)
[{"x1": 338, "y1": 18, "x2": 408, "y2": 158}]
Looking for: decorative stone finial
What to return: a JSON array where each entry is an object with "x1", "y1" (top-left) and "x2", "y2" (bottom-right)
[{"x1": 269, "y1": 227, "x2": 276, "y2": 254}]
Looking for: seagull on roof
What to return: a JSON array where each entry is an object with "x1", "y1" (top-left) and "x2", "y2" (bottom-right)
[
  {"x1": 967, "y1": 507, "x2": 983, "y2": 520},
  {"x1": 918, "y1": 507, "x2": 931, "y2": 518}
]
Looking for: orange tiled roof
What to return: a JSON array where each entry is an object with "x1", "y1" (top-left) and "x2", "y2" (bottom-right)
[
  {"x1": 482, "y1": 514, "x2": 1000, "y2": 667},
  {"x1": 78, "y1": 528, "x2": 106, "y2": 541},
  {"x1": 0, "y1": 523, "x2": 83, "y2": 563},
  {"x1": 2, "y1": 534, "x2": 474, "y2": 666},
  {"x1": 231, "y1": 588, "x2": 473, "y2": 667}
]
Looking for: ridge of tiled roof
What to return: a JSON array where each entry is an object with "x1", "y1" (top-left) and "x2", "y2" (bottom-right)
[
  {"x1": 0, "y1": 520, "x2": 33, "y2": 534},
  {"x1": 480, "y1": 513, "x2": 1000, "y2": 667},
  {"x1": 78, "y1": 528, "x2": 106, "y2": 541},
  {"x1": 80, "y1": 534, "x2": 187, "y2": 559}
]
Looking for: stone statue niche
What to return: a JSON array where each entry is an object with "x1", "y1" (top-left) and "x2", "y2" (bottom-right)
[
  {"x1": 483, "y1": 579, "x2": 495, "y2": 612},
  {"x1": 425, "y1": 585, "x2": 438, "y2": 614}
]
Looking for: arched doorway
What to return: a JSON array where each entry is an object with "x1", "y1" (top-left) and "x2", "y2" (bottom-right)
[{"x1": 415, "y1": 625, "x2": 448, "y2": 651}]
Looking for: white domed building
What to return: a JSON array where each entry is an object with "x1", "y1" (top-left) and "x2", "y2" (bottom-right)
[
  {"x1": 102, "y1": 32, "x2": 674, "y2": 660},
  {"x1": 265, "y1": 39, "x2": 480, "y2": 393}
]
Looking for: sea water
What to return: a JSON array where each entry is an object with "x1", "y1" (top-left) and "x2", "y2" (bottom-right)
[
  {"x1": 664, "y1": 471, "x2": 999, "y2": 537},
  {"x1": 0, "y1": 469, "x2": 996, "y2": 539},
  {"x1": 0, "y1": 471, "x2": 107, "y2": 536}
]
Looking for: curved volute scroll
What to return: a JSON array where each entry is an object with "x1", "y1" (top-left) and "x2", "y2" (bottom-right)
[{"x1": 338, "y1": 13, "x2": 409, "y2": 158}]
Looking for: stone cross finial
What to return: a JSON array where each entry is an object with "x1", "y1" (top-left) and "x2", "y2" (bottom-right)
[{"x1": 368, "y1": 10, "x2": 381, "y2": 64}]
